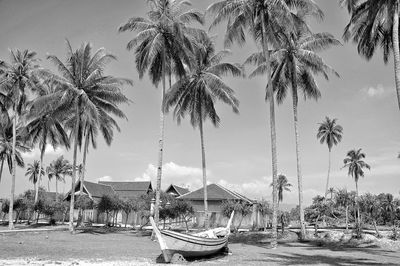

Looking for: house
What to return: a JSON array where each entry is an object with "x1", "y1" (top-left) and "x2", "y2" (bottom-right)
[
  {"x1": 98, "y1": 181, "x2": 153, "y2": 199},
  {"x1": 165, "y1": 184, "x2": 190, "y2": 197},
  {"x1": 177, "y1": 183, "x2": 258, "y2": 228},
  {"x1": 64, "y1": 180, "x2": 116, "y2": 223}
]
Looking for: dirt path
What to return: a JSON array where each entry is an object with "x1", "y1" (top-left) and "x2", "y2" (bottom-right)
[{"x1": 1, "y1": 230, "x2": 399, "y2": 265}]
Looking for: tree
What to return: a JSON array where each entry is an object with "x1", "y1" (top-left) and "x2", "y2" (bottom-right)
[
  {"x1": 268, "y1": 28, "x2": 339, "y2": 238},
  {"x1": 0, "y1": 117, "x2": 30, "y2": 184},
  {"x1": 343, "y1": 148, "x2": 370, "y2": 232},
  {"x1": 359, "y1": 193, "x2": 382, "y2": 237},
  {"x1": 120, "y1": 198, "x2": 138, "y2": 228},
  {"x1": 258, "y1": 200, "x2": 272, "y2": 231},
  {"x1": 43, "y1": 41, "x2": 132, "y2": 232},
  {"x1": 343, "y1": 0, "x2": 400, "y2": 111},
  {"x1": 327, "y1": 187, "x2": 336, "y2": 200},
  {"x1": 317, "y1": 117, "x2": 343, "y2": 198},
  {"x1": 221, "y1": 200, "x2": 252, "y2": 232},
  {"x1": 97, "y1": 195, "x2": 115, "y2": 225},
  {"x1": 118, "y1": 0, "x2": 204, "y2": 227},
  {"x1": 0, "y1": 49, "x2": 41, "y2": 229},
  {"x1": 164, "y1": 35, "x2": 241, "y2": 229},
  {"x1": 339, "y1": 0, "x2": 360, "y2": 14},
  {"x1": 25, "y1": 79, "x2": 70, "y2": 202},
  {"x1": 25, "y1": 160, "x2": 45, "y2": 195},
  {"x1": 208, "y1": 0, "x2": 325, "y2": 244},
  {"x1": 47, "y1": 156, "x2": 69, "y2": 197},
  {"x1": 334, "y1": 188, "x2": 353, "y2": 231},
  {"x1": 171, "y1": 200, "x2": 194, "y2": 232},
  {"x1": 270, "y1": 174, "x2": 292, "y2": 206}
]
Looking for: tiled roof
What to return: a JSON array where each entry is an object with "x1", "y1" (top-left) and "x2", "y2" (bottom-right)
[
  {"x1": 84, "y1": 181, "x2": 115, "y2": 198},
  {"x1": 98, "y1": 181, "x2": 152, "y2": 199},
  {"x1": 65, "y1": 181, "x2": 115, "y2": 201},
  {"x1": 166, "y1": 184, "x2": 190, "y2": 196},
  {"x1": 99, "y1": 181, "x2": 152, "y2": 191},
  {"x1": 177, "y1": 183, "x2": 254, "y2": 203}
]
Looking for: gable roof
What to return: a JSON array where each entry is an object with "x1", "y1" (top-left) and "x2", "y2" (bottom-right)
[
  {"x1": 165, "y1": 184, "x2": 190, "y2": 196},
  {"x1": 65, "y1": 181, "x2": 115, "y2": 201},
  {"x1": 177, "y1": 183, "x2": 254, "y2": 203},
  {"x1": 98, "y1": 181, "x2": 152, "y2": 199}
]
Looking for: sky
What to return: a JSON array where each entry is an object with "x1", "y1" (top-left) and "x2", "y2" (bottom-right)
[{"x1": 0, "y1": 0, "x2": 399, "y2": 206}]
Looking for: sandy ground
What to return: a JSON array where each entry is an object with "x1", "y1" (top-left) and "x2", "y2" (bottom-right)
[{"x1": 0, "y1": 229, "x2": 400, "y2": 265}]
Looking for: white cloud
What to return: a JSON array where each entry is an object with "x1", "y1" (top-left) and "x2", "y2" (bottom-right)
[
  {"x1": 135, "y1": 162, "x2": 206, "y2": 190},
  {"x1": 98, "y1": 176, "x2": 113, "y2": 182},
  {"x1": 23, "y1": 145, "x2": 64, "y2": 159},
  {"x1": 363, "y1": 84, "x2": 388, "y2": 97}
]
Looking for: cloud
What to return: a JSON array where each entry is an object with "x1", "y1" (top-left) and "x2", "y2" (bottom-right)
[
  {"x1": 362, "y1": 84, "x2": 390, "y2": 97},
  {"x1": 23, "y1": 145, "x2": 64, "y2": 159},
  {"x1": 98, "y1": 176, "x2": 113, "y2": 182},
  {"x1": 135, "y1": 162, "x2": 206, "y2": 190}
]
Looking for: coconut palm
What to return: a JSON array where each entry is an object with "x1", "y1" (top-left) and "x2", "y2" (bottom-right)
[
  {"x1": 118, "y1": 0, "x2": 204, "y2": 225},
  {"x1": 164, "y1": 35, "x2": 241, "y2": 229},
  {"x1": 335, "y1": 188, "x2": 355, "y2": 231},
  {"x1": 270, "y1": 174, "x2": 292, "y2": 206},
  {"x1": 207, "y1": 0, "x2": 323, "y2": 244},
  {"x1": 317, "y1": 116, "x2": 343, "y2": 198},
  {"x1": 244, "y1": 28, "x2": 339, "y2": 239},
  {"x1": 327, "y1": 187, "x2": 336, "y2": 200},
  {"x1": 26, "y1": 160, "x2": 45, "y2": 193},
  {"x1": 339, "y1": 0, "x2": 360, "y2": 13},
  {"x1": 24, "y1": 79, "x2": 70, "y2": 202},
  {"x1": 47, "y1": 156, "x2": 68, "y2": 197},
  {"x1": 0, "y1": 116, "x2": 30, "y2": 184},
  {"x1": 343, "y1": 148, "x2": 370, "y2": 229},
  {"x1": 343, "y1": 0, "x2": 400, "y2": 110},
  {"x1": 40, "y1": 41, "x2": 131, "y2": 232},
  {"x1": 0, "y1": 49, "x2": 41, "y2": 229}
]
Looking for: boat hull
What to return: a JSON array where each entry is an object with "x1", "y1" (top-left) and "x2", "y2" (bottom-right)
[{"x1": 160, "y1": 230, "x2": 228, "y2": 259}]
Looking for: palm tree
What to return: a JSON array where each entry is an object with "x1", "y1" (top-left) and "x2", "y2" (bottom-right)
[
  {"x1": 343, "y1": 148, "x2": 370, "y2": 230},
  {"x1": 0, "y1": 116, "x2": 30, "y2": 184},
  {"x1": 118, "y1": 0, "x2": 204, "y2": 225},
  {"x1": 164, "y1": 35, "x2": 241, "y2": 229},
  {"x1": 25, "y1": 79, "x2": 70, "y2": 202},
  {"x1": 270, "y1": 174, "x2": 292, "y2": 206},
  {"x1": 335, "y1": 188, "x2": 352, "y2": 231},
  {"x1": 47, "y1": 156, "x2": 68, "y2": 197},
  {"x1": 317, "y1": 116, "x2": 343, "y2": 199},
  {"x1": 245, "y1": 28, "x2": 339, "y2": 239},
  {"x1": 344, "y1": 0, "x2": 400, "y2": 110},
  {"x1": 207, "y1": 0, "x2": 323, "y2": 244},
  {"x1": 339, "y1": 0, "x2": 360, "y2": 13},
  {"x1": 42, "y1": 41, "x2": 132, "y2": 232},
  {"x1": 26, "y1": 160, "x2": 45, "y2": 193},
  {"x1": 327, "y1": 187, "x2": 336, "y2": 200},
  {"x1": 0, "y1": 49, "x2": 41, "y2": 229}
]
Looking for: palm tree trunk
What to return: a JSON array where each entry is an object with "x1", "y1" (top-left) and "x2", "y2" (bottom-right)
[
  {"x1": 199, "y1": 110, "x2": 209, "y2": 229},
  {"x1": 324, "y1": 150, "x2": 331, "y2": 199},
  {"x1": 8, "y1": 108, "x2": 17, "y2": 230},
  {"x1": 355, "y1": 180, "x2": 361, "y2": 234},
  {"x1": 392, "y1": 0, "x2": 400, "y2": 110},
  {"x1": 0, "y1": 157, "x2": 4, "y2": 184},
  {"x1": 154, "y1": 52, "x2": 166, "y2": 227},
  {"x1": 77, "y1": 131, "x2": 89, "y2": 227},
  {"x1": 345, "y1": 205, "x2": 349, "y2": 232},
  {"x1": 260, "y1": 10, "x2": 279, "y2": 248},
  {"x1": 290, "y1": 59, "x2": 306, "y2": 240},
  {"x1": 36, "y1": 139, "x2": 46, "y2": 203},
  {"x1": 55, "y1": 179, "x2": 58, "y2": 201},
  {"x1": 69, "y1": 103, "x2": 80, "y2": 233}
]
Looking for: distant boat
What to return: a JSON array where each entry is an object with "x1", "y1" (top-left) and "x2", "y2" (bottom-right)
[{"x1": 150, "y1": 212, "x2": 235, "y2": 263}]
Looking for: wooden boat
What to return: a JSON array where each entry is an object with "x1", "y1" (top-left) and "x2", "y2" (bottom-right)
[{"x1": 150, "y1": 211, "x2": 235, "y2": 263}]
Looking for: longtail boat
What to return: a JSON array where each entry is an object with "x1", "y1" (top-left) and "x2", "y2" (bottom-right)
[{"x1": 150, "y1": 211, "x2": 235, "y2": 263}]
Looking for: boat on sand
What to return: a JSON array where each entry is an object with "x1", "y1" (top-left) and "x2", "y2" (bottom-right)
[{"x1": 150, "y1": 211, "x2": 235, "y2": 263}]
